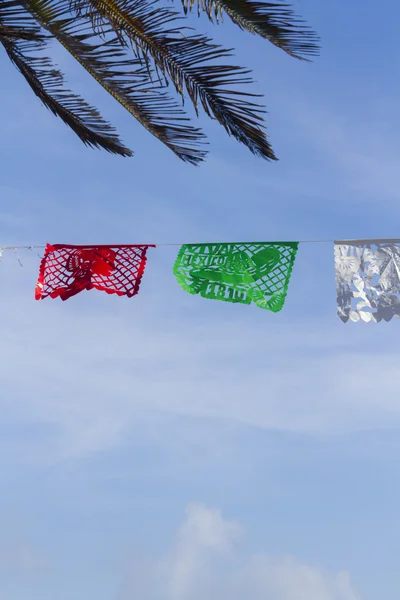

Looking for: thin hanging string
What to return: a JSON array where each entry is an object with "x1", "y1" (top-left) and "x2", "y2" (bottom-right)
[
  {"x1": 14, "y1": 248, "x2": 23, "y2": 267},
  {"x1": 0, "y1": 238, "x2": 400, "y2": 249}
]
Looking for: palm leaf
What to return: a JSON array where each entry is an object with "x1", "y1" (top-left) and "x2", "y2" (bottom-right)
[
  {"x1": 64, "y1": 0, "x2": 276, "y2": 159},
  {"x1": 0, "y1": 0, "x2": 46, "y2": 41},
  {"x1": 2, "y1": 38, "x2": 135, "y2": 155},
  {"x1": 0, "y1": 22, "x2": 44, "y2": 42},
  {"x1": 0, "y1": 1, "x2": 134, "y2": 155},
  {"x1": 181, "y1": 0, "x2": 320, "y2": 60},
  {"x1": 20, "y1": 0, "x2": 208, "y2": 164},
  {"x1": 3, "y1": 0, "x2": 318, "y2": 162}
]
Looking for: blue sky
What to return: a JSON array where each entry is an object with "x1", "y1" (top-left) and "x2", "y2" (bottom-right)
[{"x1": 1, "y1": 0, "x2": 400, "y2": 598}]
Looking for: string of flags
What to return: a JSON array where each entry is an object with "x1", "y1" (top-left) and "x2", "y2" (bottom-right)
[{"x1": 1, "y1": 239, "x2": 400, "y2": 323}]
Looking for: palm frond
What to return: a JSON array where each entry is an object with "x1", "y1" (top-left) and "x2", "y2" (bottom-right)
[
  {"x1": 64, "y1": 0, "x2": 276, "y2": 159},
  {"x1": 2, "y1": 39, "x2": 134, "y2": 155},
  {"x1": 20, "y1": 0, "x2": 208, "y2": 164},
  {"x1": 181, "y1": 0, "x2": 320, "y2": 60},
  {"x1": 0, "y1": 0, "x2": 46, "y2": 41},
  {"x1": 2, "y1": 0, "x2": 314, "y2": 161},
  {"x1": 0, "y1": 22, "x2": 44, "y2": 42},
  {"x1": 0, "y1": 2, "x2": 132, "y2": 155}
]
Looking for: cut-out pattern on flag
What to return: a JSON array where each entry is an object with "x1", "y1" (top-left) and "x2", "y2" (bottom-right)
[
  {"x1": 335, "y1": 240, "x2": 400, "y2": 322},
  {"x1": 173, "y1": 242, "x2": 298, "y2": 311},
  {"x1": 35, "y1": 244, "x2": 153, "y2": 301}
]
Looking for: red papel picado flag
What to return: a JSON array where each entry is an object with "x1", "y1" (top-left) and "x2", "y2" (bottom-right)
[{"x1": 35, "y1": 244, "x2": 154, "y2": 301}]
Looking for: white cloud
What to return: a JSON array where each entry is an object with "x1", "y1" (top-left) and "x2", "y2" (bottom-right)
[
  {"x1": 165, "y1": 503, "x2": 242, "y2": 600},
  {"x1": 118, "y1": 503, "x2": 361, "y2": 600},
  {"x1": 239, "y1": 556, "x2": 361, "y2": 600}
]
